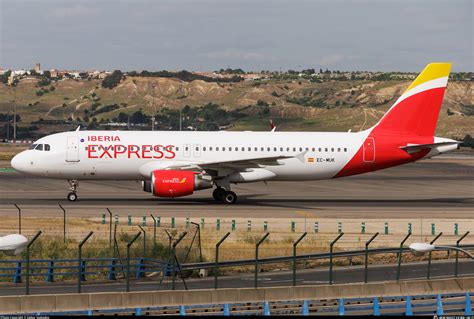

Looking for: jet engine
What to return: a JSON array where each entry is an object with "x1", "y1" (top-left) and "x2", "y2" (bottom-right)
[{"x1": 143, "y1": 170, "x2": 212, "y2": 198}]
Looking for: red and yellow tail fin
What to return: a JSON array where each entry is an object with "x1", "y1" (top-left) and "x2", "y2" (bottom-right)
[{"x1": 372, "y1": 63, "x2": 451, "y2": 137}]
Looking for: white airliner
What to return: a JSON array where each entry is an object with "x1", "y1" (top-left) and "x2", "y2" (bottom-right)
[{"x1": 11, "y1": 63, "x2": 459, "y2": 204}]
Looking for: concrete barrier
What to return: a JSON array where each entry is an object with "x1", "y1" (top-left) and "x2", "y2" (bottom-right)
[{"x1": 1, "y1": 276, "x2": 473, "y2": 314}]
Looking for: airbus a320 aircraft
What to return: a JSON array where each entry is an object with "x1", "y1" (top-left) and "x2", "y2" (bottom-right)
[{"x1": 11, "y1": 63, "x2": 459, "y2": 204}]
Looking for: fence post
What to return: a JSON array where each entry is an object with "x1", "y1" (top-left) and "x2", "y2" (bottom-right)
[
  {"x1": 373, "y1": 297, "x2": 380, "y2": 316},
  {"x1": 454, "y1": 223, "x2": 459, "y2": 236},
  {"x1": 106, "y1": 208, "x2": 112, "y2": 249},
  {"x1": 291, "y1": 221, "x2": 295, "y2": 233},
  {"x1": 128, "y1": 215, "x2": 132, "y2": 226},
  {"x1": 46, "y1": 261, "x2": 54, "y2": 282},
  {"x1": 465, "y1": 292, "x2": 472, "y2": 315},
  {"x1": 455, "y1": 231, "x2": 469, "y2": 277},
  {"x1": 436, "y1": 294, "x2": 444, "y2": 315},
  {"x1": 26, "y1": 231, "x2": 42, "y2": 295},
  {"x1": 337, "y1": 222, "x2": 342, "y2": 234},
  {"x1": 396, "y1": 233, "x2": 411, "y2": 281},
  {"x1": 427, "y1": 232, "x2": 443, "y2": 279},
  {"x1": 138, "y1": 225, "x2": 146, "y2": 257},
  {"x1": 150, "y1": 214, "x2": 157, "y2": 246},
  {"x1": 126, "y1": 232, "x2": 141, "y2": 292},
  {"x1": 78, "y1": 231, "x2": 94, "y2": 293},
  {"x1": 59, "y1": 204, "x2": 66, "y2": 243},
  {"x1": 338, "y1": 298, "x2": 345, "y2": 316},
  {"x1": 14, "y1": 204, "x2": 21, "y2": 234},
  {"x1": 263, "y1": 301, "x2": 270, "y2": 315},
  {"x1": 255, "y1": 233, "x2": 270, "y2": 288},
  {"x1": 108, "y1": 259, "x2": 116, "y2": 280},
  {"x1": 232, "y1": 220, "x2": 236, "y2": 231},
  {"x1": 293, "y1": 232, "x2": 307, "y2": 286},
  {"x1": 172, "y1": 232, "x2": 187, "y2": 290},
  {"x1": 384, "y1": 222, "x2": 389, "y2": 235},
  {"x1": 364, "y1": 232, "x2": 379, "y2": 283},
  {"x1": 142, "y1": 216, "x2": 146, "y2": 226},
  {"x1": 214, "y1": 232, "x2": 231, "y2": 289},
  {"x1": 216, "y1": 218, "x2": 221, "y2": 231},
  {"x1": 431, "y1": 223, "x2": 436, "y2": 235},
  {"x1": 405, "y1": 296, "x2": 413, "y2": 316},
  {"x1": 186, "y1": 217, "x2": 190, "y2": 229},
  {"x1": 171, "y1": 217, "x2": 176, "y2": 228},
  {"x1": 329, "y1": 232, "x2": 344, "y2": 285},
  {"x1": 200, "y1": 218, "x2": 205, "y2": 230},
  {"x1": 263, "y1": 221, "x2": 268, "y2": 232},
  {"x1": 14, "y1": 262, "x2": 22, "y2": 283},
  {"x1": 361, "y1": 222, "x2": 365, "y2": 234},
  {"x1": 302, "y1": 300, "x2": 309, "y2": 315},
  {"x1": 102, "y1": 213, "x2": 106, "y2": 224}
]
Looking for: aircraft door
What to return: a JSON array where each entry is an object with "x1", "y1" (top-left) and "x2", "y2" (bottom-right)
[
  {"x1": 66, "y1": 136, "x2": 80, "y2": 162},
  {"x1": 363, "y1": 137, "x2": 375, "y2": 162},
  {"x1": 184, "y1": 144, "x2": 191, "y2": 157}
]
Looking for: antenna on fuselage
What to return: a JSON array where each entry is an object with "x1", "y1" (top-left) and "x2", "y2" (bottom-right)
[{"x1": 75, "y1": 126, "x2": 81, "y2": 131}]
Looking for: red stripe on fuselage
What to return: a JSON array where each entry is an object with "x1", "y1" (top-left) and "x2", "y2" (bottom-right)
[{"x1": 334, "y1": 87, "x2": 445, "y2": 178}]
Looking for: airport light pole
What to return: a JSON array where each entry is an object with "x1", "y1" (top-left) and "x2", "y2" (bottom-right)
[
  {"x1": 255, "y1": 233, "x2": 270, "y2": 288},
  {"x1": 214, "y1": 232, "x2": 231, "y2": 289},
  {"x1": 126, "y1": 232, "x2": 141, "y2": 292},
  {"x1": 455, "y1": 231, "x2": 470, "y2": 277},
  {"x1": 138, "y1": 225, "x2": 146, "y2": 257},
  {"x1": 172, "y1": 232, "x2": 187, "y2": 290},
  {"x1": 364, "y1": 232, "x2": 379, "y2": 283},
  {"x1": 106, "y1": 208, "x2": 112, "y2": 249},
  {"x1": 78, "y1": 231, "x2": 93, "y2": 293},
  {"x1": 151, "y1": 83, "x2": 156, "y2": 131},
  {"x1": 150, "y1": 214, "x2": 157, "y2": 247},
  {"x1": 14, "y1": 204, "x2": 21, "y2": 234},
  {"x1": 329, "y1": 233, "x2": 344, "y2": 285},
  {"x1": 427, "y1": 232, "x2": 443, "y2": 279},
  {"x1": 26, "y1": 231, "x2": 42, "y2": 295},
  {"x1": 396, "y1": 233, "x2": 411, "y2": 281},
  {"x1": 293, "y1": 232, "x2": 307, "y2": 286},
  {"x1": 409, "y1": 242, "x2": 473, "y2": 259},
  {"x1": 59, "y1": 204, "x2": 66, "y2": 243}
]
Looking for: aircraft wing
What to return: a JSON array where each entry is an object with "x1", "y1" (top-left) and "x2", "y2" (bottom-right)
[
  {"x1": 139, "y1": 152, "x2": 307, "y2": 177},
  {"x1": 169, "y1": 154, "x2": 297, "y2": 171}
]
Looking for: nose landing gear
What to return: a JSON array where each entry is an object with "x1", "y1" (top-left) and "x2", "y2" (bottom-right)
[{"x1": 67, "y1": 179, "x2": 79, "y2": 202}]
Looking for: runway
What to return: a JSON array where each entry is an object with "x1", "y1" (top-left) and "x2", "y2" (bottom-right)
[
  {"x1": 1, "y1": 259, "x2": 473, "y2": 295},
  {"x1": 0, "y1": 155, "x2": 473, "y2": 218}
]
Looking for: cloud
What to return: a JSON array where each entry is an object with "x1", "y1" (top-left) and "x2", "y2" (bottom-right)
[
  {"x1": 319, "y1": 54, "x2": 348, "y2": 67},
  {"x1": 203, "y1": 49, "x2": 277, "y2": 62},
  {"x1": 47, "y1": 4, "x2": 98, "y2": 19}
]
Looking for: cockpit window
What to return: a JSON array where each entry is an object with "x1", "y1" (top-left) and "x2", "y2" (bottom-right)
[
  {"x1": 45, "y1": 144, "x2": 51, "y2": 151},
  {"x1": 29, "y1": 144, "x2": 37, "y2": 150},
  {"x1": 35, "y1": 144, "x2": 43, "y2": 151}
]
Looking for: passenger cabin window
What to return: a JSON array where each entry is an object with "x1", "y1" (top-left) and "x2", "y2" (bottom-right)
[{"x1": 344, "y1": 148, "x2": 347, "y2": 152}]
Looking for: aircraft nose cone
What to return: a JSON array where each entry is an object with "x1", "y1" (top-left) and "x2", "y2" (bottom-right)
[{"x1": 11, "y1": 152, "x2": 28, "y2": 172}]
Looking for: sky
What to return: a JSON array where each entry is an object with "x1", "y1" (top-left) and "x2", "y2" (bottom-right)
[{"x1": 0, "y1": 0, "x2": 472, "y2": 72}]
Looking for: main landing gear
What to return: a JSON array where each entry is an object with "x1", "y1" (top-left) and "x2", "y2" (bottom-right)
[
  {"x1": 67, "y1": 179, "x2": 79, "y2": 202},
  {"x1": 212, "y1": 187, "x2": 237, "y2": 204}
]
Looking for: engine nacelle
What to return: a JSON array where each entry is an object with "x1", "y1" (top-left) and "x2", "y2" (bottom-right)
[{"x1": 149, "y1": 170, "x2": 212, "y2": 198}]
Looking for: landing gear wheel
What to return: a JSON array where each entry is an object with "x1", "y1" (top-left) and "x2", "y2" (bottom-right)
[
  {"x1": 67, "y1": 192, "x2": 77, "y2": 202},
  {"x1": 222, "y1": 191, "x2": 237, "y2": 204},
  {"x1": 213, "y1": 187, "x2": 225, "y2": 201}
]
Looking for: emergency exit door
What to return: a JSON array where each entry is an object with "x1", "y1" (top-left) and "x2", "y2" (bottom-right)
[
  {"x1": 66, "y1": 136, "x2": 80, "y2": 162},
  {"x1": 363, "y1": 137, "x2": 375, "y2": 162}
]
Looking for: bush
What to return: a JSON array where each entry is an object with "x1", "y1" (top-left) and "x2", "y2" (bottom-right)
[{"x1": 101, "y1": 70, "x2": 124, "y2": 89}]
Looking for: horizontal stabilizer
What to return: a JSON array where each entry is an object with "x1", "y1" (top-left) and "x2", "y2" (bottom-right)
[{"x1": 400, "y1": 141, "x2": 460, "y2": 153}]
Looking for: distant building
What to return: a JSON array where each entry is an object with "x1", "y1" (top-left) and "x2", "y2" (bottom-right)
[
  {"x1": 8, "y1": 73, "x2": 14, "y2": 85},
  {"x1": 50, "y1": 69, "x2": 58, "y2": 78},
  {"x1": 34, "y1": 63, "x2": 41, "y2": 73}
]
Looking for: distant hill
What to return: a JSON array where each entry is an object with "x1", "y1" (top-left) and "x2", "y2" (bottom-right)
[{"x1": 0, "y1": 76, "x2": 472, "y2": 139}]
